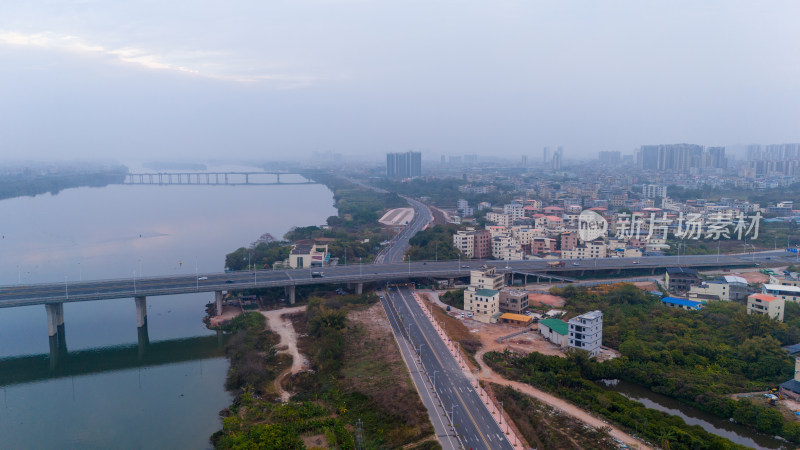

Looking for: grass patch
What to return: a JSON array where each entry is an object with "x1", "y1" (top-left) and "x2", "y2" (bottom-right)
[{"x1": 488, "y1": 382, "x2": 618, "y2": 450}]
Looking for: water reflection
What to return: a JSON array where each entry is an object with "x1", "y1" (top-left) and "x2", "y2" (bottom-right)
[{"x1": 1, "y1": 332, "x2": 229, "y2": 387}]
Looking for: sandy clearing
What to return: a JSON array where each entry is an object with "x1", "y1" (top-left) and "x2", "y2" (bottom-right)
[
  {"x1": 261, "y1": 306, "x2": 308, "y2": 375},
  {"x1": 208, "y1": 304, "x2": 242, "y2": 328},
  {"x1": 528, "y1": 293, "x2": 566, "y2": 307}
]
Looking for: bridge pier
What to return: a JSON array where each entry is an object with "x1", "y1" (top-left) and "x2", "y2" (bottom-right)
[
  {"x1": 45, "y1": 303, "x2": 65, "y2": 337},
  {"x1": 215, "y1": 291, "x2": 223, "y2": 316},
  {"x1": 356, "y1": 283, "x2": 363, "y2": 295},
  {"x1": 135, "y1": 296, "x2": 147, "y2": 328},
  {"x1": 45, "y1": 303, "x2": 67, "y2": 369},
  {"x1": 285, "y1": 285, "x2": 296, "y2": 304}
]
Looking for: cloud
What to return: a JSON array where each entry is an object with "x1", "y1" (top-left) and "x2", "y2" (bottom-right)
[{"x1": 0, "y1": 30, "x2": 327, "y2": 87}]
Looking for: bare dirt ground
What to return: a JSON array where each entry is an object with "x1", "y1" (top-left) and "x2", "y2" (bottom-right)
[
  {"x1": 260, "y1": 305, "x2": 308, "y2": 402},
  {"x1": 700, "y1": 267, "x2": 775, "y2": 284},
  {"x1": 208, "y1": 304, "x2": 242, "y2": 328},
  {"x1": 528, "y1": 292, "x2": 566, "y2": 308},
  {"x1": 631, "y1": 280, "x2": 659, "y2": 291},
  {"x1": 453, "y1": 316, "x2": 650, "y2": 449}
]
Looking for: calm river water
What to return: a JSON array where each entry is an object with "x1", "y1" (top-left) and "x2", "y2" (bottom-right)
[
  {"x1": 0, "y1": 167, "x2": 336, "y2": 448},
  {"x1": 602, "y1": 379, "x2": 788, "y2": 449}
]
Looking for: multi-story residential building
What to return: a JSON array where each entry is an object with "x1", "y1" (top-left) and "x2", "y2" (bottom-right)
[
  {"x1": 288, "y1": 241, "x2": 329, "y2": 268},
  {"x1": 747, "y1": 293, "x2": 784, "y2": 322},
  {"x1": 643, "y1": 184, "x2": 667, "y2": 199},
  {"x1": 530, "y1": 237, "x2": 556, "y2": 256},
  {"x1": 568, "y1": 310, "x2": 603, "y2": 357},
  {"x1": 560, "y1": 231, "x2": 578, "y2": 251},
  {"x1": 386, "y1": 151, "x2": 422, "y2": 179},
  {"x1": 464, "y1": 287, "x2": 500, "y2": 324},
  {"x1": 453, "y1": 229, "x2": 492, "y2": 259},
  {"x1": 770, "y1": 272, "x2": 800, "y2": 288},
  {"x1": 503, "y1": 203, "x2": 525, "y2": 220},
  {"x1": 561, "y1": 240, "x2": 607, "y2": 259},
  {"x1": 762, "y1": 284, "x2": 800, "y2": 303},
  {"x1": 492, "y1": 235, "x2": 524, "y2": 260},
  {"x1": 665, "y1": 267, "x2": 701, "y2": 293},
  {"x1": 486, "y1": 212, "x2": 512, "y2": 227},
  {"x1": 687, "y1": 276, "x2": 750, "y2": 301},
  {"x1": 499, "y1": 289, "x2": 529, "y2": 314},
  {"x1": 470, "y1": 266, "x2": 505, "y2": 290}
]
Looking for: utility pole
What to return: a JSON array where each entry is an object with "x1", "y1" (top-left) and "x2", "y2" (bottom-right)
[{"x1": 355, "y1": 418, "x2": 363, "y2": 450}]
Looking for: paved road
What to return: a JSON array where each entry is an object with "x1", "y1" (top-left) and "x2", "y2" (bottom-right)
[
  {"x1": 377, "y1": 196, "x2": 433, "y2": 264},
  {"x1": 0, "y1": 250, "x2": 788, "y2": 307},
  {"x1": 384, "y1": 286, "x2": 514, "y2": 450},
  {"x1": 379, "y1": 291, "x2": 460, "y2": 450}
]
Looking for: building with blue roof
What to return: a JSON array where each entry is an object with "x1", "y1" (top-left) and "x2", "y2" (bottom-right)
[{"x1": 661, "y1": 296, "x2": 703, "y2": 311}]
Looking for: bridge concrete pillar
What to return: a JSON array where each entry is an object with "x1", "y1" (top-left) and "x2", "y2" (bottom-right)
[
  {"x1": 135, "y1": 296, "x2": 147, "y2": 328},
  {"x1": 651, "y1": 268, "x2": 656, "y2": 275},
  {"x1": 45, "y1": 303, "x2": 64, "y2": 337},
  {"x1": 46, "y1": 303, "x2": 67, "y2": 369},
  {"x1": 285, "y1": 285, "x2": 296, "y2": 304},
  {"x1": 215, "y1": 291, "x2": 223, "y2": 316},
  {"x1": 356, "y1": 283, "x2": 363, "y2": 295}
]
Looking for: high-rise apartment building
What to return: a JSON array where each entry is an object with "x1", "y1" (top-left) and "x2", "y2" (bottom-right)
[
  {"x1": 598, "y1": 151, "x2": 621, "y2": 165},
  {"x1": 642, "y1": 184, "x2": 667, "y2": 199},
  {"x1": 386, "y1": 151, "x2": 422, "y2": 179}
]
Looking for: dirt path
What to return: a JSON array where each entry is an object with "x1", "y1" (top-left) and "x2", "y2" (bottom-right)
[
  {"x1": 260, "y1": 306, "x2": 308, "y2": 402},
  {"x1": 475, "y1": 347, "x2": 651, "y2": 450}
]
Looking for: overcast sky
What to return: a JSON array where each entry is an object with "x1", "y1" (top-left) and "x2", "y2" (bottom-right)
[{"x1": 1, "y1": 1, "x2": 798, "y2": 163}]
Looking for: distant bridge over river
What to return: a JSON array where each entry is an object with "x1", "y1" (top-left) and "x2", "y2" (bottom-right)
[{"x1": 122, "y1": 172, "x2": 318, "y2": 186}]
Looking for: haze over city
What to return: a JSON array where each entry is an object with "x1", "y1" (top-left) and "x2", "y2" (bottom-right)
[{"x1": 1, "y1": 1, "x2": 799, "y2": 162}]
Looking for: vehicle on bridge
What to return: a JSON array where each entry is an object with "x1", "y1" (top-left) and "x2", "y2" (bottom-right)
[
  {"x1": 547, "y1": 260, "x2": 566, "y2": 268},
  {"x1": 311, "y1": 271, "x2": 324, "y2": 278}
]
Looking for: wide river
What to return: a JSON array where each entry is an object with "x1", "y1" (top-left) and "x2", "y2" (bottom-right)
[{"x1": 0, "y1": 166, "x2": 336, "y2": 448}]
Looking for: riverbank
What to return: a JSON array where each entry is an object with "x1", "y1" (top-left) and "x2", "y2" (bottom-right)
[{"x1": 210, "y1": 294, "x2": 438, "y2": 449}]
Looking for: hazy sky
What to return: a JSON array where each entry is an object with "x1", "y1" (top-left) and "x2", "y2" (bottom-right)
[{"x1": 1, "y1": 1, "x2": 798, "y2": 162}]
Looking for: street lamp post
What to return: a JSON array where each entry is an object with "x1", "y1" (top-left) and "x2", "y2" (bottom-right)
[
  {"x1": 433, "y1": 370, "x2": 438, "y2": 394},
  {"x1": 64, "y1": 275, "x2": 68, "y2": 299},
  {"x1": 133, "y1": 270, "x2": 136, "y2": 294}
]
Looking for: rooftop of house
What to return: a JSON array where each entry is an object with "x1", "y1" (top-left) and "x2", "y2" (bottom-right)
[
  {"x1": 475, "y1": 289, "x2": 499, "y2": 297},
  {"x1": 499, "y1": 313, "x2": 532, "y2": 322},
  {"x1": 666, "y1": 267, "x2": 699, "y2": 276},
  {"x1": 662, "y1": 297, "x2": 703, "y2": 309},
  {"x1": 764, "y1": 284, "x2": 800, "y2": 294},
  {"x1": 571, "y1": 310, "x2": 603, "y2": 321},
  {"x1": 538, "y1": 318, "x2": 569, "y2": 335},
  {"x1": 749, "y1": 293, "x2": 779, "y2": 302}
]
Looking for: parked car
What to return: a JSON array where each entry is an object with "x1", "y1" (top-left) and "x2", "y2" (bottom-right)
[{"x1": 446, "y1": 306, "x2": 451, "y2": 311}]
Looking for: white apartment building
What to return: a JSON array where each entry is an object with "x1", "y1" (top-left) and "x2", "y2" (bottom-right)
[
  {"x1": 561, "y1": 240, "x2": 607, "y2": 259},
  {"x1": 770, "y1": 273, "x2": 800, "y2": 288},
  {"x1": 568, "y1": 310, "x2": 603, "y2": 357},
  {"x1": 492, "y1": 235, "x2": 524, "y2": 260},
  {"x1": 453, "y1": 230, "x2": 475, "y2": 258},
  {"x1": 762, "y1": 284, "x2": 800, "y2": 303},
  {"x1": 747, "y1": 294, "x2": 784, "y2": 322},
  {"x1": 486, "y1": 212, "x2": 512, "y2": 227},
  {"x1": 503, "y1": 203, "x2": 525, "y2": 220},
  {"x1": 470, "y1": 266, "x2": 505, "y2": 290},
  {"x1": 464, "y1": 287, "x2": 500, "y2": 324},
  {"x1": 643, "y1": 184, "x2": 667, "y2": 199},
  {"x1": 688, "y1": 276, "x2": 749, "y2": 302}
]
